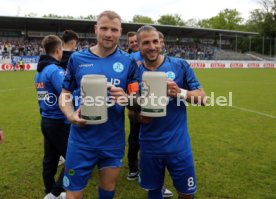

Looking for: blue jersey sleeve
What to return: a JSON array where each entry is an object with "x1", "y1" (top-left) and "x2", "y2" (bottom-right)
[
  {"x1": 127, "y1": 59, "x2": 139, "y2": 85},
  {"x1": 63, "y1": 56, "x2": 77, "y2": 92},
  {"x1": 182, "y1": 60, "x2": 201, "y2": 90},
  {"x1": 50, "y1": 68, "x2": 65, "y2": 94}
]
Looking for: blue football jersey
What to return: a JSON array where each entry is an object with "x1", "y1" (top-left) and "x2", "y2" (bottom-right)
[
  {"x1": 63, "y1": 48, "x2": 138, "y2": 150},
  {"x1": 136, "y1": 56, "x2": 201, "y2": 157},
  {"x1": 35, "y1": 64, "x2": 65, "y2": 119},
  {"x1": 130, "y1": 51, "x2": 144, "y2": 66}
]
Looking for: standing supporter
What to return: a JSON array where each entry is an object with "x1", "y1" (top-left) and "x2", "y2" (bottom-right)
[
  {"x1": 57, "y1": 29, "x2": 79, "y2": 167},
  {"x1": 18, "y1": 58, "x2": 24, "y2": 71},
  {"x1": 59, "y1": 30, "x2": 79, "y2": 70},
  {"x1": 127, "y1": 31, "x2": 139, "y2": 54},
  {"x1": 35, "y1": 35, "x2": 68, "y2": 199},
  {"x1": 126, "y1": 31, "x2": 141, "y2": 181}
]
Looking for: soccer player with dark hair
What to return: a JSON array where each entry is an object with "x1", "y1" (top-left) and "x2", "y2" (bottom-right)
[
  {"x1": 158, "y1": 31, "x2": 166, "y2": 54},
  {"x1": 134, "y1": 25, "x2": 206, "y2": 199},
  {"x1": 57, "y1": 29, "x2": 79, "y2": 166},
  {"x1": 35, "y1": 35, "x2": 68, "y2": 199},
  {"x1": 127, "y1": 29, "x2": 173, "y2": 198},
  {"x1": 126, "y1": 31, "x2": 141, "y2": 181},
  {"x1": 59, "y1": 10, "x2": 138, "y2": 199},
  {"x1": 59, "y1": 30, "x2": 79, "y2": 70},
  {"x1": 127, "y1": 31, "x2": 139, "y2": 53}
]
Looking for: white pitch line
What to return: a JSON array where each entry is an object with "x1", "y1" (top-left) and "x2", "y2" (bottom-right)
[
  {"x1": 0, "y1": 86, "x2": 33, "y2": 93},
  {"x1": 230, "y1": 105, "x2": 276, "y2": 119}
]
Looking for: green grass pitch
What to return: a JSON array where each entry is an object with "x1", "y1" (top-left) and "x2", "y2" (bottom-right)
[{"x1": 0, "y1": 69, "x2": 275, "y2": 198}]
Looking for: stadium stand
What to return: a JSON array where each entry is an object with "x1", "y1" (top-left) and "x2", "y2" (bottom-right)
[
  {"x1": 213, "y1": 49, "x2": 260, "y2": 60},
  {"x1": 0, "y1": 16, "x2": 275, "y2": 62},
  {"x1": 247, "y1": 51, "x2": 276, "y2": 61}
]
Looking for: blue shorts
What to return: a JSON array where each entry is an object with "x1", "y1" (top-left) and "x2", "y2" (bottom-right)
[
  {"x1": 63, "y1": 143, "x2": 124, "y2": 191},
  {"x1": 139, "y1": 152, "x2": 196, "y2": 195}
]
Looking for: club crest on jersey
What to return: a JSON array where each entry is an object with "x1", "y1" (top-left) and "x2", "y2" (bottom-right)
[
  {"x1": 166, "y1": 71, "x2": 175, "y2": 80},
  {"x1": 113, "y1": 62, "x2": 124, "y2": 73},
  {"x1": 63, "y1": 176, "x2": 70, "y2": 187}
]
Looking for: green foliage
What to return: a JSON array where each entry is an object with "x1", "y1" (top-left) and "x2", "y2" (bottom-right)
[
  {"x1": 198, "y1": 9, "x2": 244, "y2": 30},
  {"x1": 242, "y1": 0, "x2": 276, "y2": 55},
  {"x1": 245, "y1": 9, "x2": 265, "y2": 32},
  {"x1": 245, "y1": 0, "x2": 276, "y2": 37},
  {"x1": 0, "y1": 70, "x2": 276, "y2": 198},
  {"x1": 262, "y1": 12, "x2": 276, "y2": 37},
  {"x1": 132, "y1": 15, "x2": 154, "y2": 24},
  {"x1": 157, "y1": 14, "x2": 186, "y2": 26},
  {"x1": 42, "y1": 14, "x2": 74, "y2": 19},
  {"x1": 25, "y1": 12, "x2": 38, "y2": 17}
]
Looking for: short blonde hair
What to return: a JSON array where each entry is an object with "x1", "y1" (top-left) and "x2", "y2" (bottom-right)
[{"x1": 97, "y1": 10, "x2": 122, "y2": 23}]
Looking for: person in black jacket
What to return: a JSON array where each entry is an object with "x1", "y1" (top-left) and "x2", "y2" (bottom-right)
[
  {"x1": 59, "y1": 30, "x2": 79, "y2": 70},
  {"x1": 57, "y1": 30, "x2": 79, "y2": 167}
]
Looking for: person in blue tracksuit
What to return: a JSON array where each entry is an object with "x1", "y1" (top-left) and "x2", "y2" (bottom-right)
[
  {"x1": 134, "y1": 25, "x2": 207, "y2": 199},
  {"x1": 59, "y1": 11, "x2": 139, "y2": 199},
  {"x1": 35, "y1": 35, "x2": 68, "y2": 199}
]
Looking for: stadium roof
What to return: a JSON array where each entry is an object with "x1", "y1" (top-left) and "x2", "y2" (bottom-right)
[{"x1": 0, "y1": 16, "x2": 259, "y2": 39}]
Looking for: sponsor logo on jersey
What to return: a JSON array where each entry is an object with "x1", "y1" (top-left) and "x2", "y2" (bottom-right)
[
  {"x1": 109, "y1": 78, "x2": 121, "y2": 86},
  {"x1": 35, "y1": 82, "x2": 45, "y2": 89},
  {"x1": 113, "y1": 62, "x2": 124, "y2": 73},
  {"x1": 79, "y1": 63, "x2": 94, "y2": 67},
  {"x1": 166, "y1": 71, "x2": 176, "y2": 80},
  {"x1": 37, "y1": 91, "x2": 48, "y2": 100}
]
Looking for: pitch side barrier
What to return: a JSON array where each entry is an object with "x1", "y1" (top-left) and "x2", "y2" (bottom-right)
[
  {"x1": 0, "y1": 58, "x2": 275, "y2": 71},
  {"x1": 188, "y1": 60, "x2": 275, "y2": 69},
  {"x1": 0, "y1": 56, "x2": 39, "y2": 71}
]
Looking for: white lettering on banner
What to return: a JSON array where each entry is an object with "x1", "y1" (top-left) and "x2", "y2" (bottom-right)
[
  {"x1": 1, "y1": 61, "x2": 276, "y2": 71},
  {"x1": 230, "y1": 63, "x2": 244, "y2": 68},
  {"x1": 211, "y1": 63, "x2": 225, "y2": 68},
  {"x1": 0, "y1": 63, "x2": 36, "y2": 71},
  {"x1": 1, "y1": 64, "x2": 12, "y2": 71},
  {"x1": 263, "y1": 63, "x2": 275, "y2": 68},
  {"x1": 190, "y1": 62, "x2": 205, "y2": 68},
  {"x1": 248, "y1": 63, "x2": 260, "y2": 68},
  {"x1": 1, "y1": 63, "x2": 31, "y2": 71}
]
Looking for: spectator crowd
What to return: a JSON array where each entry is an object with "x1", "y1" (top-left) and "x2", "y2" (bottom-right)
[{"x1": 0, "y1": 38, "x2": 214, "y2": 60}]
